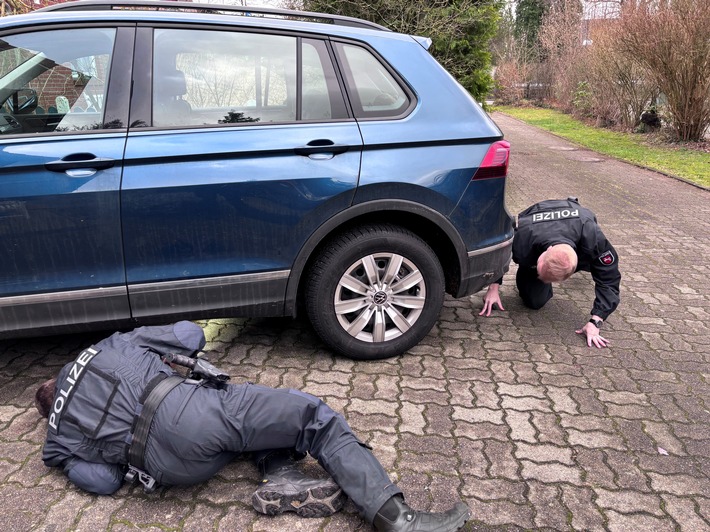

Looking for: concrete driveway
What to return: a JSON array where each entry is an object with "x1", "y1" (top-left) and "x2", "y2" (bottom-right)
[{"x1": 1, "y1": 112, "x2": 708, "y2": 531}]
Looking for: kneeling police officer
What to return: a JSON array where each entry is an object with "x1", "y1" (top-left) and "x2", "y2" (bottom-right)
[
  {"x1": 480, "y1": 198, "x2": 621, "y2": 348},
  {"x1": 35, "y1": 321, "x2": 470, "y2": 532}
]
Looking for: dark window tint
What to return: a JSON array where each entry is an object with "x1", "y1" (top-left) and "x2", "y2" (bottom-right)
[
  {"x1": 334, "y1": 42, "x2": 409, "y2": 119},
  {"x1": 0, "y1": 28, "x2": 116, "y2": 135}
]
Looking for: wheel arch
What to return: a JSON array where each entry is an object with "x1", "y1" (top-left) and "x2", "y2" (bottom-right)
[{"x1": 285, "y1": 199, "x2": 467, "y2": 316}]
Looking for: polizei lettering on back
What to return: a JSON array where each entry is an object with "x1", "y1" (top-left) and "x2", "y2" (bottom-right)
[
  {"x1": 531, "y1": 209, "x2": 579, "y2": 223},
  {"x1": 48, "y1": 346, "x2": 100, "y2": 433}
]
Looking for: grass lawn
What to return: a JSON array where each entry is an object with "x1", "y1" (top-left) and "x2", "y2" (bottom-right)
[{"x1": 494, "y1": 106, "x2": 709, "y2": 189}]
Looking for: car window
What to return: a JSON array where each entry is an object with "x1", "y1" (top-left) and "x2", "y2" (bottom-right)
[
  {"x1": 152, "y1": 29, "x2": 347, "y2": 128},
  {"x1": 335, "y1": 42, "x2": 410, "y2": 119},
  {"x1": 0, "y1": 28, "x2": 116, "y2": 135}
]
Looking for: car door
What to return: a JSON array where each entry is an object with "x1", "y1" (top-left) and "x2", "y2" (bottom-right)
[
  {"x1": 0, "y1": 26, "x2": 133, "y2": 335},
  {"x1": 121, "y1": 27, "x2": 362, "y2": 319}
]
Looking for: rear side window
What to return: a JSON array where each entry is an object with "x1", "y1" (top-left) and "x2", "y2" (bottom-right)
[
  {"x1": 0, "y1": 28, "x2": 115, "y2": 135},
  {"x1": 152, "y1": 29, "x2": 347, "y2": 127},
  {"x1": 334, "y1": 42, "x2": 410, "y2": 119}
]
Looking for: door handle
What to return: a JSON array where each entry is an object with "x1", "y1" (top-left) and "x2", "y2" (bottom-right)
[
  {"x1": 45, "y1": 153, "x2": 115, "y2": 173},
  {"x1": 295, "y1": 140, "x2": 349, "y2": 157}
]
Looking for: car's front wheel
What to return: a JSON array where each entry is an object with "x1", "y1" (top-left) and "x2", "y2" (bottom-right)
[{"x1": 305, "y1": 224, "x2": 445, "y2": 360}]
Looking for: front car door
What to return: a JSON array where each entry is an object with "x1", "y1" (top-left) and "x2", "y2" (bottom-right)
[
  {"x1": 0, "y1": 26, "x2": 132, "y2": 336},
  {"x1": 122, "y1": 26, "x2": 362, "y2": 320}
]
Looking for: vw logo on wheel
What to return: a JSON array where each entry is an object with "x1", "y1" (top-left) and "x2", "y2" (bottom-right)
[{"x1": 373, "y1": 291, "x2": 388, "y2": 305}]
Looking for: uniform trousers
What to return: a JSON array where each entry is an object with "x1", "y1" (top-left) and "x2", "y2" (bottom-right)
[
  {"x1": 143, "y1": 381, "x2": 402, "y2": 523},
  {"x1": 516, "y1": 265, "x2": 553, "y2": 310}
]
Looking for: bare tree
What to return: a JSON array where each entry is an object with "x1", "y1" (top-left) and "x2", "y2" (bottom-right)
[
  {"x1": 586, "y1": 17, "x2": 658, "y2": 129},
  {"x1": 615, "y1": 0, "x2": 710, "y2": 141},
  {"x1": 539, "y1": 0, "x2": 587, "y2": 112}
]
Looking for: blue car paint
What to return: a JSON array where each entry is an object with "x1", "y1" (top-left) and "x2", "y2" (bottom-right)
[
  {"x1": 0, "y1": 134, "x2": 127, "y2": 296},
  {"x1": 121, "y1": 122, "x2": 362, "y2": 283}
]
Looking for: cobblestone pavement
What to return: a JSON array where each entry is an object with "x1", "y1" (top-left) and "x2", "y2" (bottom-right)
[{"x1": 1, "y1": 112, "x2": 708, "y2": 532}]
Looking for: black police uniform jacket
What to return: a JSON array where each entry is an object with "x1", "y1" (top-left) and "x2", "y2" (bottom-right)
[
  {"x1": 41, "y1": 322, "x2": 205, "y2": 494},
  {"x1": 511, "y1": 198, "x2": 621, "y2": 319}
]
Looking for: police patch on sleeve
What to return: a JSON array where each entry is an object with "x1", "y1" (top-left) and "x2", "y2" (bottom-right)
[{"x1": 598, "y1": 250, "x2": 615, "y2": 266}]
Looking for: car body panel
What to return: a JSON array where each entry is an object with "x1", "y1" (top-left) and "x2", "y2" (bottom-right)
[
  {"x1": 0, "y1": 134, "x2": 130, "y2": 331},
  {"x1": 121, "y1": 123, "x2": 362, "y2": 317}
]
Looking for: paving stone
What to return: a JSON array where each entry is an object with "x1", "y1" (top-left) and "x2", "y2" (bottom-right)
[
  {"x1": 559, "y1": 412, "x2": 616, "y2": 432},
  {"x1": 648, "y1": 472, "x2": 710, "y2": 497},
  {"x1": 472, "y1": 381, "x2": 501, "y2": 409},
  {"x1": 484, "y1": 440, "x2": 519, "y2": 479},
  {"x1": 530, "y1": 411, "x2": 567, "y2": 445},
  {"x1": 526, "y1": 480, "x2": 569, "y2": 530},
  {"x1": 506, "y1": 410, "x2": 537, "y2": 442},
  {"x1": 661, "y1": 494, "x2": 710, "y2": 532},
  {"x1": 696, "y1": 497, "x2": 710, "y2": 524},
  {"x1": 604, "y1": 449, "x2": 652, "y2": 491},
  {"x1": 615, "y1": 419, "x2": 658, "y2": 453},
  {"x1": 521, "y1": 460, "x2": 582, "y2": 485},
  {"x1": 575, "y1": 448, "x2": 616, "y2": 489},
  {"x1": 453, "y1": 406, "x2": 505, "y2": 425},
  {"x1": 594, "y1": 487, "x2": 663, "y2": 516},
  {"x1": 465, "y1": 498, "x2": 535, "y2": 528},
  {"x1": 514, "y1": 442, "x2": 574, "y2": 465},
  {"x1": 501, "y1": 395, "x2": 552, "y2": 413},
  {"x1": 566, "y1": 428, "x2": 627, "y2": 450},
  {"x1": 643, "y1": 421, "x2": 687, "y2": 455},
  {"x1": 399, "y1": 402, "x2": 426, "y2": 435},
  {"x1": 461, "y1": 476, "x2": 527, "y2": 504},
  {"x1": 605, "y1": 510, "x2": 677, "y2": 532},
  {"x1": 546, "y1": 386, "x2": 579, "y2": 414},
  {"x1": 560, "y1": 485, "x2": 605, "y2": 531}
]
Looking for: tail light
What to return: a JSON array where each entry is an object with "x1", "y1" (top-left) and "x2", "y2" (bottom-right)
[{"x1": 472, "y1": 140, "x2": 510, "y2": 180}]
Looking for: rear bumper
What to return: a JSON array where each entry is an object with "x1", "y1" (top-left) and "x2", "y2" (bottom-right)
[{"x1": 455, "y1": 236, "x2": 513, "y2": 298}]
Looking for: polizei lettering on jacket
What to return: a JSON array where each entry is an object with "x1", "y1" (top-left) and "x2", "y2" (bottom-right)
[
  {"x1": 48, "y1": 346, "x2": 100, "y2": 433},
  {"x1": 531, "y1": 209, "x2": 579, "y2": 223}
]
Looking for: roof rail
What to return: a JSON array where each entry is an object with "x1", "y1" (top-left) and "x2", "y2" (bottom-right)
[{"x1": 35, "y1": 0, "x2": 391, "y2": 32}]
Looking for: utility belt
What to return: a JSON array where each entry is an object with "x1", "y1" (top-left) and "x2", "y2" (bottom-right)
[{"x1": 125, "y1": 373, "x2": 184, "y2": 493}]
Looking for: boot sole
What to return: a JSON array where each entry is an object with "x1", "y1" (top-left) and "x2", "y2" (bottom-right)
[{"x1": 252, "y1": 482, "x2": 346, "y2": 518}]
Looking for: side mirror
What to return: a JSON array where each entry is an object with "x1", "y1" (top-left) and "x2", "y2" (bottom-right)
[{"x1": 4, "y1": 88, "x2": 39, "y2": 114}]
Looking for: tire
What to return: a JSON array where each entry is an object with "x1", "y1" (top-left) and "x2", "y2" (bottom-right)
[{"x1": 305, "y1": 224, "x2": 445, "y2": 360}]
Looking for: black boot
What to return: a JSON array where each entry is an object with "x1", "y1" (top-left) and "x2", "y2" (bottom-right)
[
  {"x1": 251, "y1": 452, "x2": 346, "y2": 518},
  {"x1": 373, "y1": 495, "x2": 471, "y2": 532}
]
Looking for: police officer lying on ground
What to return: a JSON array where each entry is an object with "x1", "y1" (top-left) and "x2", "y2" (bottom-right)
[
  {"x1": 34, "y1": 321, "x2": 470, "y2": 532},
  {"x1": 479, "y1": 198, "x2": 621, "y2": 348}
]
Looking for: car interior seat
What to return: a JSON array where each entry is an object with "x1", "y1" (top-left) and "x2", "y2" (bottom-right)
[{"x1": 154, "y1": 67, "x2": 192, "y2": 126}]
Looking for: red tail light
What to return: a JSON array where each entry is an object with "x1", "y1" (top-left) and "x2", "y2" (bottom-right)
[{"x1": 472, "y1": 140, "x2": 510, "y2": 180}]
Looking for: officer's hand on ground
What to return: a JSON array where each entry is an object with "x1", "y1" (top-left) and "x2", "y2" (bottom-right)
[
  {"x1": 576, "y1": 321, "x2": 610, "y2": 348},
  {"x1": 479, "y1": 284, "x2": 505, "y2": 316}
]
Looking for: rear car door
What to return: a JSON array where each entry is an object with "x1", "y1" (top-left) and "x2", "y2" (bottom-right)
[
  {"x1": 0, "y1": 26, "x2": 132, "y2": 335},
  {"x1": 122, "y1": 26, "x2": 362, "y2": 319}
]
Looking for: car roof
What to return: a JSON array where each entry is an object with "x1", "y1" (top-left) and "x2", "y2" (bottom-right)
[
  {"x1": 1, "y1": 0, "x2": 400, "y2": 39},
  {"x1": 38, "y1": 0, "x2": 390, "y2": 29}
]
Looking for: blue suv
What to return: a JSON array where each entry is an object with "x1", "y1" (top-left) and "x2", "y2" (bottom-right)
[{"x1": 0, "y1": 0, "x2": 513, "y2": 359}]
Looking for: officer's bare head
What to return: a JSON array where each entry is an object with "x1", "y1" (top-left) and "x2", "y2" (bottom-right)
[
  {"x1": 537, "y1": 244, "x2": 577, "y2": 283},
  {"x1": 35, "y1": 378, "x2": 57, "y2": 418}
]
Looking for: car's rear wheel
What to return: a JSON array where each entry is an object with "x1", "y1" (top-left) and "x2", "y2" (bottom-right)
[{"x1": 305, "y1": 224, "x2": 445, "y2": 360}]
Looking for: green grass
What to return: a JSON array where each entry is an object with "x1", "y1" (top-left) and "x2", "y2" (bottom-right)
[{"x1": 494, "y1": 106, "x2": 709, "y2": 188}]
